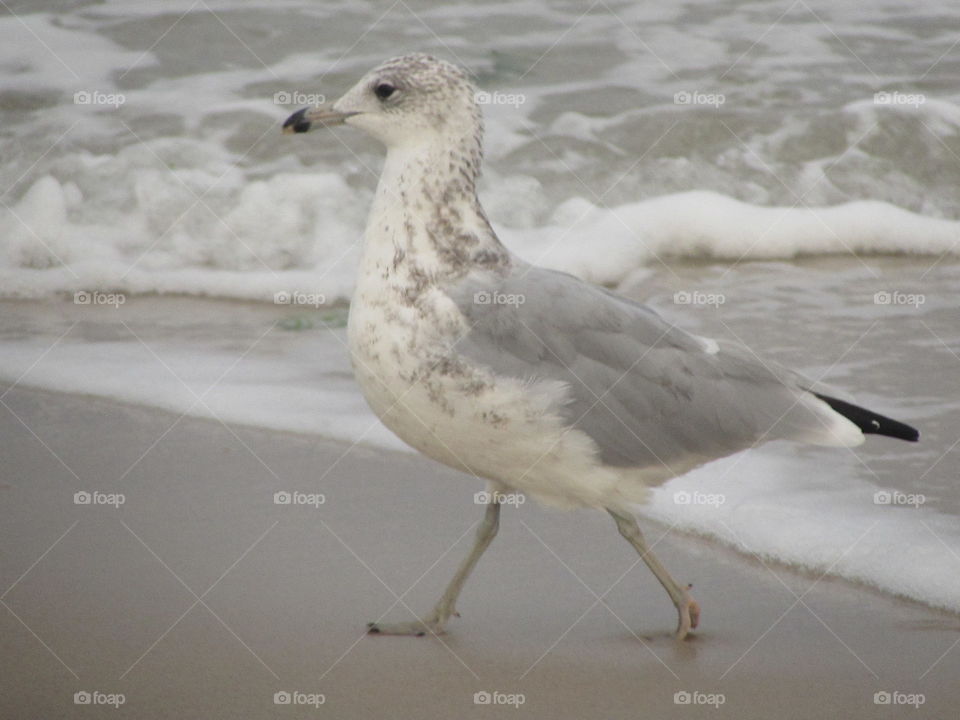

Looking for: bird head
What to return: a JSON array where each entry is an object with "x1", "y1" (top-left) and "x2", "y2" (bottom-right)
[{"x1": 282, "y1": 53, "x2": 482, "y2": 152}]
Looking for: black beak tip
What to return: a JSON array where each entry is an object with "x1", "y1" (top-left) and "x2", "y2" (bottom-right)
[{"x1": 282, "y1": 107, "x2": 311, "y2": 134}]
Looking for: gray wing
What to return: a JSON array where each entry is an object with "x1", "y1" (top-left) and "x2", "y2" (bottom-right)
[{"x1": 448, "y1": 263, "x2": 847, "y2": 471}]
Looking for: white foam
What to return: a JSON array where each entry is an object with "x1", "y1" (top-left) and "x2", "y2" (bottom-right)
[
  {"x1": 4, "y1": 171, "x2": 959, "y2": 301},
  {"x1": 0, "y1": 324, "x2": 406, "y2": 453},
  {"x1": 0, "y1": 14, "x2": 151, "y2": 94},
  {"x1": 1, "y1": 166, "x2": 369, "y2": 302},
  {"x1": 640, "y1": 447, "x2": 960, "y2": 614},
  {"x1": 503, "y1": 191, "x2": 960, "y2": 285}
]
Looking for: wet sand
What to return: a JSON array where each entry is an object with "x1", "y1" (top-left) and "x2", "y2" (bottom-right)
[{"x1": 2, "y1": 387, "x2": 958, "y2": 718}]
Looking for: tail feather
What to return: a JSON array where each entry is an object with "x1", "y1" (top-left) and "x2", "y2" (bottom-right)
[{"x1": 814, "y1": 393, "x2": 919, "y2": 442}]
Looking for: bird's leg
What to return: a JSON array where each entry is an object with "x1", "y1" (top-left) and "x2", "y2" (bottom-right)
[
  {"x1": 608, "y1": 509, "x2": 700, "y2": 640},
  {"x1": 368, "y1": 494, "x2": 502, "y2": 636}
]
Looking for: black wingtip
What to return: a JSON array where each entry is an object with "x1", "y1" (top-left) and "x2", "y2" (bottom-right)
[
  {"x1": 282, "y1": 107, "x2": 311, "y2": 134},
  {"x1": 814, "y1": 393, "x2": 919, "y2": 442}
]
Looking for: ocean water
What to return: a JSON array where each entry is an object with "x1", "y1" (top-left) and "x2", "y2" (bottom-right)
[{"x1": 2, "y1": 1, "x2": 959, "y2": 611}]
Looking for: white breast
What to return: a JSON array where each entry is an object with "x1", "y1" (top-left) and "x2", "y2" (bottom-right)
[{"x1": 343, "y1": 140, "x2": 655, "y2": 512}]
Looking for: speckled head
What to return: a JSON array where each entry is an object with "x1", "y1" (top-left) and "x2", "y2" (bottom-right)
[{"x1": 284, "y1": 53, "x2": 483, "y2": 153}]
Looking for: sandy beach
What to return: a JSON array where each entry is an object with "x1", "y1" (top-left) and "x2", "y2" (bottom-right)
[{"x1": 2, "y1": 386, "x2": 957, "y2": 718}]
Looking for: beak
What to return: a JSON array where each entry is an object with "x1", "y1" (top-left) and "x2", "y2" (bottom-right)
[{"x1": 282, "y1": 105, "x2": 358, "y2": 134}]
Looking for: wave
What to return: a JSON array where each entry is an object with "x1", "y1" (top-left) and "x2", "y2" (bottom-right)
[{"x1": 3, "y1": 169, "x2": 958, "y2": 301}]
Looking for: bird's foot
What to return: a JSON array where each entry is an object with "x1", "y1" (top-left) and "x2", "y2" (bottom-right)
[
  {"x1": 367, "y1": 607, "x2": 457, "y2": 637},
  {"x1": 674, "y1": 584, "x2": 700, "y2": 641}
]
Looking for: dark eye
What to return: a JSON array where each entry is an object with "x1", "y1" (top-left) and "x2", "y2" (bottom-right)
[{"x1": 374, "y1": 83, "x2": 396, "y2": 100}]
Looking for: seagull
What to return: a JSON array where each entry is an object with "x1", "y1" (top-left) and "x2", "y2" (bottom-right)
[{"x1": 283, "y1": 53, "x2": 919, "y2": 640}]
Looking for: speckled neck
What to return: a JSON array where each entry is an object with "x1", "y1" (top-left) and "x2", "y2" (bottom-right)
[{"x1": 363, "y1": 125, "x2": 511, "y2": 285}]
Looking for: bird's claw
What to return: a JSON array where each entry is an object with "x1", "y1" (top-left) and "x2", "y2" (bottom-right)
[{"x1": 366, "y1": 616, "x2": 446, "y2": 636}]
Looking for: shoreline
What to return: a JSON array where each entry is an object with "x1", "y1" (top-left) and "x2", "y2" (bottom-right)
[
  {"x1": 5, "y1": 379, "x2": 954, "y2": 616},
  {"x1": 4, "y1": 361, "x2": 956, "y2": 616},
  {"x1": 2, "y1": 386, "x2": 958, "y2": 718}
]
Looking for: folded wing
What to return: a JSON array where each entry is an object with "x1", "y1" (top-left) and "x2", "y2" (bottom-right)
[{"x1": 450, "y1": 264, "x2": 871, "y2": 474}]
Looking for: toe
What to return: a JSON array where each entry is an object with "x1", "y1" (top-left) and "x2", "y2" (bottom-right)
[{"x1": 689, "y1": 600, "x2": 701, "y2": 629}]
